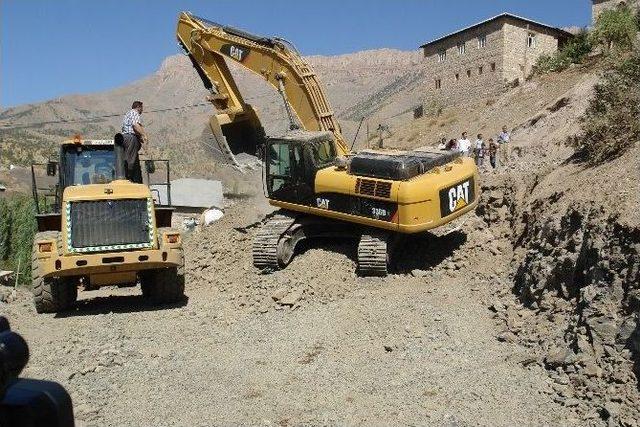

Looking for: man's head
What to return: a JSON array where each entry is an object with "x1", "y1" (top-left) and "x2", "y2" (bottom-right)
[
  {"x1": 502, "y1": 125, "x2": 508, "y2": 133},
  {"x1": 132, "y1": 101, "x2": 144, "y2": 113},
  {"x1": 462, "y1": 132, "x2": 467, "y2": 139},
  {"x1": 477, "y1": 133, "x2": 483, "y2": 139}
]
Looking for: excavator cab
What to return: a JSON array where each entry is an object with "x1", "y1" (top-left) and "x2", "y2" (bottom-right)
[{"x1": 265, "y1": 131, "x2": 336, "y2": 205}]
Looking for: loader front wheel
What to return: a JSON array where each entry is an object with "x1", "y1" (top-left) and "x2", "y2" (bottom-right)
[
  {"x1": 140, "y1": 248, "x2": 185, "y2": 304},
  {"x1": 32, "y1": 233, "x2": 77, "y2": 313}
]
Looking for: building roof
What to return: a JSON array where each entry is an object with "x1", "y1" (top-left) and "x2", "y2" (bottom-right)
[{"x1": 419, "y1": 13, "x2": 573, "y2": 49}]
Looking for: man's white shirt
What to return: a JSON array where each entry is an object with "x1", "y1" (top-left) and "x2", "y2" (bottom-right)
[{"x1": 458, "y1": 138, "x2": 471, "y2": 154}]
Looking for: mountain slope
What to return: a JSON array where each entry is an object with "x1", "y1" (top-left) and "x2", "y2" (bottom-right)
[{"x1": 0, "y1": 49, "x2": 421, "y2": 173}]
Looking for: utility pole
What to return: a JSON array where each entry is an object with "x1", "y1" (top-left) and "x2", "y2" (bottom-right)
[{"x1": 366, "y1": 121, "x2": 369, "y2": 147}]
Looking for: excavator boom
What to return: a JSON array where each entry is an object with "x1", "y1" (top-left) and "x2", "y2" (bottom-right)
[{"x1": 176, "y1": 12, "x2": 349, "y2": 164}]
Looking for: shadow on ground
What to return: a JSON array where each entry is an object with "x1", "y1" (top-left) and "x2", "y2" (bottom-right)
[
  {"x1": 393, "y1": 231, "x2": 467, "y2": 274},
  {"x1": 54, "y1": 294, "x2": 189, "y2": 318},
  {"x1": 294, "y1": 231, "x2": 467, "y2": 275}
]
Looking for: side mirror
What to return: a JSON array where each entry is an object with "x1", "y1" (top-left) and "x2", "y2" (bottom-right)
[
  {"x1": 46, "y1": 161, "x2": 58, "y2": 177},
  {"x1": 144, "y1": 160, "x2": 156, "y2": 174}
]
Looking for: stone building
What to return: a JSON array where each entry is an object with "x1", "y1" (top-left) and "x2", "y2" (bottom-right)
[
  {"x1": 592, "y1": 0, "x2": 640, "y2": 22},
  {"x1": 419, "y1": 13, "x2": 572, "y2": 107}
]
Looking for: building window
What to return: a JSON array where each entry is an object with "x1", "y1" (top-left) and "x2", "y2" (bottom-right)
[
  {"x1": 438, "y1": 50, "x2": 446, "y2": 62},
  {"x1": 478, "y1": 35, "x2": 487, "y2": 48},
  {"x1": 491, "y1": 62, "x2": 496, "y2": 72},
  {"x1": 527, "y1": 32, "x2": 537, "y2": 48},
  {"x1": 435, "y1": 79, "x2": 442, "y2": 89},
  {"x1": 455, "y1": 73, "x2": 460, "y2": 81},
  {"x1": 478, "y1": 66, "x2": 483, "y2": 75},
  {"x1": 457, "y1": 42, "x2": 466, "y2": 55},
  {"x1": 467, "y1": 69, "x2": 471, "y2": 78}
]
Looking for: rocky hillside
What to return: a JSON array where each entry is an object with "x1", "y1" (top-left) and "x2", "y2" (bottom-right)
[
  {"x1": 0, "y1": 49, "x2": 421, "y2": 174},
  {"x1": 389, "y1": 55, "x2": 640, "y2": 424}
]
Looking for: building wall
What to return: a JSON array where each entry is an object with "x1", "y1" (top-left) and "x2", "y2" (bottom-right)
[
  {"x1": 592, "y1": 0, "x2": 640, "y2": 23},
  {"x1": 421, "y1": 19, "x2": 505, "y2": 106},
  {"x1": 502, "y1": 19, "x2": 561, "y2": 83},
  {"x1": 421, "y1": 17, "x2": 565, "y2": 107}
]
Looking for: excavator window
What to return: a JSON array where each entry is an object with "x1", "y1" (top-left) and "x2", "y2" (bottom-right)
[
  {"x1": 268, "y1": 142, "x2": 292, "y2": 193},
  {"x1": 266, "y1": 141, "x2": 312, "y2": 204},
  {"x1": 312, "y1": 139, "x2": 337, "y2": 168}
]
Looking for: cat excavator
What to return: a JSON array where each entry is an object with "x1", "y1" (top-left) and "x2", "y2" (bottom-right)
[{"x1": 176, "y1": 12, "x2": 479, "y2": 275}]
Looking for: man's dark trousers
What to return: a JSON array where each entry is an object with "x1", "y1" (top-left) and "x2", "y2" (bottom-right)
[{"x1": 122, "y1": 133, "x2": 143, "y2": 184}]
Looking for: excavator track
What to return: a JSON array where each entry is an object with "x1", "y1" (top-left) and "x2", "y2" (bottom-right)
[
  {"x1": 357, "y1": 233, "x2": 390, "y2": 277},
  {"x1": 252, "y1": 212, "x2": 297, "y2": 271}
]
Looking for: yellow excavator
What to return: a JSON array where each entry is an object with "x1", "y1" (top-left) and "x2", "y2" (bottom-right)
[{"x1": 177, "y1": 12, "x2": 479, "y2": 275}]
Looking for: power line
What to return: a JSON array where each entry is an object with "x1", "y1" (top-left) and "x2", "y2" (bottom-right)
[
  {"x1": 0, "y1": 92, "x2": 277, "y2": 131},
  {"x1": 0, "y1": 102, "x2": 211, "y2": 130}
]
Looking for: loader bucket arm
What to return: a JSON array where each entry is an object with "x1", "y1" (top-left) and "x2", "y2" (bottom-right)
[{"x1": 176, "y1": 12, "x2": 349, "y2": 162}]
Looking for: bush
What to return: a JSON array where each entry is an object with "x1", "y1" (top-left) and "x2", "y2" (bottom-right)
[
  {"x1": 0, "y1": 195, "x2": 37, "y2": 287},
  {"x1": 574, "y1": 50, "x2": 640, "y2": 164},
  {"x1": 534, "y1": 31, "x2": 592, "y2": 74},
  {"x1": 589, "y1": 6, "x2": 638, "y2": 52}
]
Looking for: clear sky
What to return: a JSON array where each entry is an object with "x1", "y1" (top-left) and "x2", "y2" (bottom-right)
[{"x1": 1, "y1": 0, "x2": 591, "y2": 107}]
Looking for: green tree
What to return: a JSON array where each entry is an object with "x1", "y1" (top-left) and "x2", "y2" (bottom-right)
[
  {"x1": 0, "y1": 195, "x2": 37, "y2": 286},
  {"x1": 590, "y1": 7, "x2": 638, "y2": 52},
  {"x1": 576, "y1": 50, "x2": 640, "y2": 164},
  {"x1": 534, "y1": 30, "x2": 593, "y2": 75}
]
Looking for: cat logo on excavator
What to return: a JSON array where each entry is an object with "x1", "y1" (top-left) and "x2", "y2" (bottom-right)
[
  {"x1": 221, "y1": 44, "x2": 248, "y2": 62},
  {"x1": 441, "y1": 179, "x2": 474, "y2": 217}
]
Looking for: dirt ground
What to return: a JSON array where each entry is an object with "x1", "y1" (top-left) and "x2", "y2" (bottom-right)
[
  {"x1": 4, "y1": 195, "x2": 579, "y2": 426},
  {"x1": 2, "y1": 61, "x2": 639, "y2": 427}
]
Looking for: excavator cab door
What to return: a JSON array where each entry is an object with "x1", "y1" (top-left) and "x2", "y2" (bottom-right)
[{"x1": 265, "y1": 140, "x2": 314, "y2": 205}]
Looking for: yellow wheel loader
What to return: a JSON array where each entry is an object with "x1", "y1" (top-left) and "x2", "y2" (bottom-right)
[
  {"x1": 177, "y1": 12, "x2": 479, "y2": 276},
  {"x1": 30, "y1": 137, "x2": 184, "y2": 313}
]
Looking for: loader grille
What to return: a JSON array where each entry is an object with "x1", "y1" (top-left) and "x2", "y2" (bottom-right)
[{"x1": 66, "y1": 199, "x2": 154, "y2": 253}]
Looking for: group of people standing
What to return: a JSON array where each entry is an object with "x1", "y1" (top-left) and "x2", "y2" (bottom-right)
[{"x1": 441, "y1": 126, "x2": 512, "y2": 170}]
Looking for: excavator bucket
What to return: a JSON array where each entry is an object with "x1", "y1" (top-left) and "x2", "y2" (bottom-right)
[{"x1": 201, "y1": 104, "x2": 266, "y2": 168}]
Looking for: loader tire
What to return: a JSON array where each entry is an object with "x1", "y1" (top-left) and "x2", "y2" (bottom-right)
[
  {"x1": 141, "y1": 246, "x2": 185, "y2": 304},
  {"x1": 32, "y1": 232, "x2": 77, "y2": 314}
]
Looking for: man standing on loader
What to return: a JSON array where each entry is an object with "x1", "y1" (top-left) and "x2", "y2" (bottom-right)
[{"x1": 120, "y1": 100, "x2": 148, "y2": 183}]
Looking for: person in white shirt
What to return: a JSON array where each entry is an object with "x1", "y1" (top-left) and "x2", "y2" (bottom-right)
[
  {"x1": 497, "y1": 125, "x2": 511, "y2": 164},
  {"x1": 120, "y1": 101, "x2": 148, "y2": 183},
  {"x1": 458, "y1": 132, "x2": 471, "y2": 156},
  {"x1": 474, "y1": 133, "x2": 485, "y2": 166}
]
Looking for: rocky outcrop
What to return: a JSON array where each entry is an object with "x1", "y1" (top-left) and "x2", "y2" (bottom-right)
[{"x1": 511, "y1": 199, "x2": 640, "y2": 425}]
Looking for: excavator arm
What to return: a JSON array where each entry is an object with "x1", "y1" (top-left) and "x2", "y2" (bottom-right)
[{"x1": 176, "y1": 12, "x2": 349, "y2": 165}]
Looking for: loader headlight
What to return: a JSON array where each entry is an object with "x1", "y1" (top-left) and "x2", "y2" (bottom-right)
[
  {"x1": 38, "y1": 242, "x2": 53, "y2": 253},
  {"x1": 164, "y1": 233, "x2": 181, "y2": 244}
]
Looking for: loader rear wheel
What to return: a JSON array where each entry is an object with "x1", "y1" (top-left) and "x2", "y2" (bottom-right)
[
  {"x1": 140, "y1": 248, "x2": 185, "y2": 304},
  {"x1": 32, "y1": 232, "x2": 77, "y2": 313}
]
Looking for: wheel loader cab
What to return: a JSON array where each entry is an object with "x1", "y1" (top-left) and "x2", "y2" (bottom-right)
[
  {"x1": 59, "y1": 143, "x2": 117, "y2": 189},
  {"x1": 265, "y1": 131, "x2": 337, "y2": 205}
]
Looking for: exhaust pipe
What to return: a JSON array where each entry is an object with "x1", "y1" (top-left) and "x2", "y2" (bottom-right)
[{"x1": 114, "y1": 133, "x2": 126, "y2": 180}]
